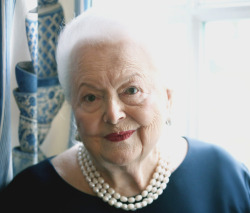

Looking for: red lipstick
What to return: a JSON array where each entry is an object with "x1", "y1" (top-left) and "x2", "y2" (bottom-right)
[{"x1": 104, "y1": 130, "x2": 135, "y2": 142}]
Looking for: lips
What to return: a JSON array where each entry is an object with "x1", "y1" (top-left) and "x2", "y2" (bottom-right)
[{"x1": 104, "y1": 130, "x2": 135, "y2": 142}]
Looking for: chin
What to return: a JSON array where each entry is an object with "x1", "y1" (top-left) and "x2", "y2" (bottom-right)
[{"x1": 101, "y1": 146, "x2": 141, "y2": 167}]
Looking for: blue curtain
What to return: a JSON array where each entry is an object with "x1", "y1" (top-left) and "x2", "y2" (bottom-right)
[{"x1": 0, "y1": 0, "x2": 16, "y2": 190}]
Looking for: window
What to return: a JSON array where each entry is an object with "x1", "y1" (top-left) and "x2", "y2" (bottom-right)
[
  {"x1": 91, "y1": 0, "x2": 250, "y2": 168},
  {"x1": 198, "y1": 19, "x2": 250, "y2": 166}
]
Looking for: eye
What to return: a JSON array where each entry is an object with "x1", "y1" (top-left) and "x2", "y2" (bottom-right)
[
  {"x1": 83, "y1": 94, "x2": 96, "y2": 102},
  {"x1": 124, "y1": 86, "x2": 139, "y2": 95}
]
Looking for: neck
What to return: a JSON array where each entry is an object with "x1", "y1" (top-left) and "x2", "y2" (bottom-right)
[{"x1": 90, "y1": 147, "x2": 159, "y2": 197}]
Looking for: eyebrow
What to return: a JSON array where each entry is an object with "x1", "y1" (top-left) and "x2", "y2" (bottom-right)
[
  {"x1": 78, "y1": 82, "x2": 100, "y2": 92},
  {"x1": 77, "y1": 73, "x2": 145, "y2": 91},
  {"x1": 123, "y1": 73, "x2": 145, "y2": 83}
]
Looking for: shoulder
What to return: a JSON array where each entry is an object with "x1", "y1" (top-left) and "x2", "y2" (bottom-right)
[
  {"x1": 9, "y1": 158, "x2": 55, "y2": 187},
  {"x1": 185, "y1": 137, "x2": 249, "y2": 176},
  {"x1": 0, "y1": 145, "x2": 83, "y2": 211},
  {"x1": 186, "y1": 137, "x2": 248, "y2": 171},
  {"x1": 185, "y1": 137, "x2": 250, "y2": 205},
  {"x1": 0, "y1": 158, "x2": 57, "y2": 210}
]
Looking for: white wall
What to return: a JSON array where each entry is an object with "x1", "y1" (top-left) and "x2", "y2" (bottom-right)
[{"x1": 10, "y1": 0, "x2": 74, "y2": 157}]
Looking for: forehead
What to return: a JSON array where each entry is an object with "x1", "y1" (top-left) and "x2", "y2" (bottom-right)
[{"x1": 73, "y1": 39, "x2": 156, "y2": 80}]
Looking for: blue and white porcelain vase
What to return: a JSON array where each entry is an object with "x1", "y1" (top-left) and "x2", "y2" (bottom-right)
[
  {"x1": 13, "y1": 62, "x2": 38, "y2": 153},
  {"x1": 26, "y1": 0, "x2": 64, "y2": 77},
  {"x1": 13, "y1": 0, "x2": 65, "y2": 176}
]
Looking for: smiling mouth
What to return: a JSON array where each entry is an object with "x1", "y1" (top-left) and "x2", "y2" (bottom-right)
[{"x1": 104, "y1": 130, "x2": 135, "y2": 142}]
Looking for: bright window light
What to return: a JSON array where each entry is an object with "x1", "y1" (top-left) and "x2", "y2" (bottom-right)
[
  {"x1": 91, "y1": 0, "x2": 250, "y2": 169},
  {"x1": 198, "y1": 19, "x2": 250, "y2": 168}
]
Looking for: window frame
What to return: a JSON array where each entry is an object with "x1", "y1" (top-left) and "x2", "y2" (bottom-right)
[{"x1": 186, "y1": 2, "x2": 250, "y2": 138}]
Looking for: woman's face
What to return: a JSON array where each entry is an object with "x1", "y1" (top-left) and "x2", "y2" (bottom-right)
[{"x1": 71, "y1": 40, "x2": 171, "y2": 167}]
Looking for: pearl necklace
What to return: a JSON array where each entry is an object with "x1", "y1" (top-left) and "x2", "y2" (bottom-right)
[{"x1": 77, "y1": 144, "x2": 172, "y2": 211}]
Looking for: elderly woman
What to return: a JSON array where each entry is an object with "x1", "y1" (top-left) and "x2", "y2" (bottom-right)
[{"x1": 1, "y1": 9, "x2": 249, "y2": 213}]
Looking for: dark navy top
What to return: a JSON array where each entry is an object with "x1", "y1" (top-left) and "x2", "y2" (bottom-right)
[{"x1": 1, "y1": 138, "x2": 250, "y2": 212}]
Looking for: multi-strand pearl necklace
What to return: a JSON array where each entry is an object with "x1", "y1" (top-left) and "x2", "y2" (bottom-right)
[{"x1": 77, "y1": 144, "x2": 172, "y2": 211}]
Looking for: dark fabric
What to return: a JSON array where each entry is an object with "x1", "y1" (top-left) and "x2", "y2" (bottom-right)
[{"x1": 1, "y1": 137, "x2": 249, "y2": 212}]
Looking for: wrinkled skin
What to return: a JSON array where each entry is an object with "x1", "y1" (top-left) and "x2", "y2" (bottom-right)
[{"x1": 71, "y1": 39, "x2": 172, "y2": 194}]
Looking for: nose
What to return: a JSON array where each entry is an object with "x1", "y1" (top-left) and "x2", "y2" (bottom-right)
[{"x1": 103, "y1": 97, "x2": 126, "y2": 125}]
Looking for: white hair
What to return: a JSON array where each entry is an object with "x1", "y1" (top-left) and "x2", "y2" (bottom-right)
[{"x1": 56, "y1": 7, "x2": 170, "y2": 103}]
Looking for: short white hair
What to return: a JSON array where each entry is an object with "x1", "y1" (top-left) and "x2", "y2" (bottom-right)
[{"x1": 56, "y1": 7, "x2": 169, "y2": 102}]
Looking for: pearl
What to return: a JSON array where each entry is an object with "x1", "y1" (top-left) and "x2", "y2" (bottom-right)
[
  {"x1": 146, "y1": 197, "x2": 153, "y2": 204},
  {"x1": 94, "y1": 171, "x2": 100, "y2": 177},
  {"x1": 93, "y1": 187, "x2": 99, "y2": 193},
  {"x1": 120, "y1": 196, "x2": 128, "y2": 202},
  {"x1": 128, "y1": 204, "x2": 135, "y2": 210},
  {"x1": 155, "y1": 181, "x2": 161, "y2": 187},
  {"x1": 89, "y1": 182, "x2": 95, "y2": 188},
  {"x1": 148, "y1": 192, "x2": 153, "y2": 198},
  {"x1": 158, "y1": 174, "x2": 164, "y2": 181},
  {"x1": 153, "y1": 172, "x2": 159, "y2": 179},
  {"x1": 100, "y1": 189, "x2": 107, "y2": 194},
  {"x1": 108, "y1": 198, "x2": 116, "y2": 206},
  {"x1": 152, "y1": 187, "x2": 157, "y2": 193},
  {"x1": 114, "y1": 193, "x2": 121, "y2": 199},
  {"x1": 163, "y1": 177, "x2": 169, "y2": 184},
  {"x1": 96, "y1": 183, "x2": 102, "y2": 189},
  {"x1": 115, "y1": 202, "x2": 122, "y2": 208},
  {"x1": 165, "y1": 170, "x2": 171, "y2": 177},
  {"x1": 93, "y1": 178, "x2": 98, "y2": 184},
  {"x1": 122, "y1": 204, "x2": 128, "y2": 210},
  {"x1": 89, "y1": 172, "x2": 94, "y2": 178},
  {"x1": 77, "y1": 144, "x2": 171, "y2": 211},
  {"x1": 98, "y1": 177, "x2": 104, "y2": 184},
  {"x1": 157, "y1": 188, "x2": 163, "y2": 195},
  {"x1": 150, "y1": 179, "x2": 156, "y2": 186},
  {"x1": 108, "y1": 188, "x2": 115, "y2": 195},
  {"x1": 128, "y1": 197, "x2": 135, "y2": 203},
  {"x1": 141, "y1": 200, "x2": 147, "y2": 207},
  {"x1": 135, "y1": 195, "x2": 142, "y2": 201},
  {"x1": 141, "y1": 190, "x2": 148, "y2": 197},
  {"x1": 135, "y1": 202, "x2": 142, "y2": 209},
  {"x1": 160, "y1": 183, "x2": 167, "y2": 190},
  {"x1": 103, "y1": 183, "x2": 109, "y2": 189},
  {"x1": 146, "y1": 185, "x2": 152, "y2": 192},
  {"x1": 156, "y1": 165, "x2": 162, "y2": 173},
  {"x1": 103, "y1": 195, "x2": 110, "y2": 202},
  {"x1": 105, "y1": 193, "x2": 111, "y2": 199},
  {"x1": 152, "y1": 193, "x2": 158, "y2": 200},
  {"x1": 86, "y1": 177, "x2": 91, "y2": 183}
]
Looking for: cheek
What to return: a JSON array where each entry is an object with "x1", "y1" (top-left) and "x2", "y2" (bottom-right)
[
  {"x1": 74, "y1": 108, "x2": 101, "y2": 137},
  {"x1": 132, "y1": 93, "x2": 165, "y2": 127},
  {"x1": 134, "y1": 94, "x2": 166, "y2": 144}
]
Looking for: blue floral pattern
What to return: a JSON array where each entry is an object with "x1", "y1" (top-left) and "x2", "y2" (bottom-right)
[
  {"x1": 12, "y1": 0, "x2": 65, "y2": 175},
  {"x1": 13, "y1": 90, "x2": 37, "y2": 119},
  {"x1": 25, "y1": 18, "x2": 38, "y2": 74},
  {"x1": 37, "y1": 85, "x2": 64, "y2": 125},
  {"x1": 18, "y1": 116, "x2": 38, "y2": 153}
]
